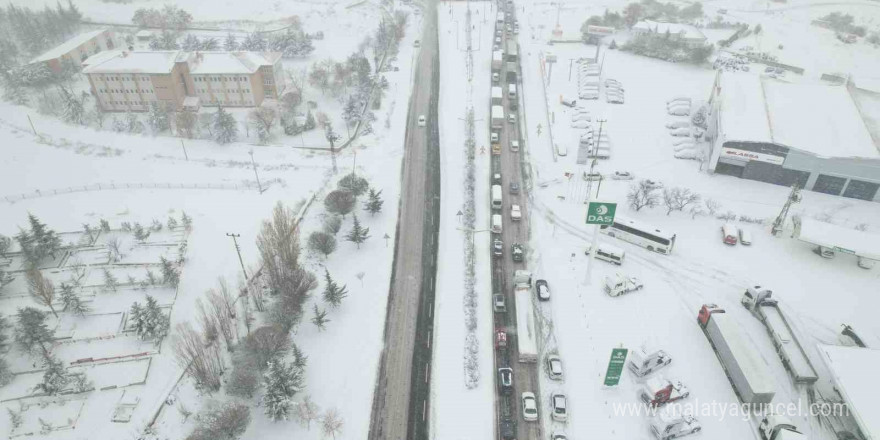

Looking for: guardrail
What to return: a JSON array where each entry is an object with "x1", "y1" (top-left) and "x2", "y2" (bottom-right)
[{"x1": 2, "y1": 182, "x2": 259, "y2": 203}]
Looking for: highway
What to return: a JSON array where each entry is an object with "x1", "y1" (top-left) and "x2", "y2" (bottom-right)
[{"x1": 367, "y1": 2, "x2": 440, "y2": 440}]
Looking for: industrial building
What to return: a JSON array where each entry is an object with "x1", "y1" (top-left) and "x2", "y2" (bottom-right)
[
  {"x1": 83, "y1": 50, "x2": 285, "y2": 112},
  {"x1": 707, "y1": 72, "x2": 880, "y2": 202}
]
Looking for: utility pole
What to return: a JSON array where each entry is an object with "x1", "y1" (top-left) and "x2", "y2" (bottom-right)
[
  {"x1": 248, "y1": 150, "x2": 264, "y2": 194},
  {"x1": 771, "y1": 184, "x2": 802, "y2": 236},
  {"x1": 584, "y1": 118, "x2": 606, "y2": 203},
  {"x1": 180, "y1": 139, "x2": 189, "y2": 161},
  {"x1": 226, "y1": 233, "x2": 248, "y2": 280}
]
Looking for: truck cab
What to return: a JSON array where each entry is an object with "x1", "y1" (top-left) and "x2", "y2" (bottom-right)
[
  {"x1": 651, "y1": 413, "x2": 701, "y2": 440},
  {"x1": 741, "y1": 285, "x2": 775, "y2": 310},
  {"x1": 628, "y1": 347, "x2": 672, "y2": 377},
  {"x1": 640, "y1": 376, "x2": 690, "y2": 407},
  {"x1": 759, "y1": 414, "x2": 806, "y2": 440}
]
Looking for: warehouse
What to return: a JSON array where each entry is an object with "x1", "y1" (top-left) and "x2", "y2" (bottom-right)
[{"x1": 707, "y1": 72, "x2": 880, "y2": 202}]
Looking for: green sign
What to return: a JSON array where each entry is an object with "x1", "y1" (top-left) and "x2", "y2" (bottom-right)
[
  {"x1": 586, "y1": 201, "x2": 617, "y2": 226},
  {"x1": 603, "y1": 348, "x2": 628, "y2": 387}
]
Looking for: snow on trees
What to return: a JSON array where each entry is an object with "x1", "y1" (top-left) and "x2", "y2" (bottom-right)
[
  {"x1": 307, "y1": 231, "x2": 337, "y2": 257},
  {"x1": 224, "y1": 33, "x2": 238, "y2": 51},
  {"x1": 148, "y1": 102, "x2": 172, "y2": 133},
  {"x1": 176, "y1": 110, "x2": 198, "y2": 139},
  {"x1": 337, "y1": 173, "x2": 369, "y2": 197},
  {"x1": 160, "y1": 256, "x2": 181, "y2": 287},
  {"x1": 16, "y1": 213, "x2": 62, "y2": 263},
  {"x1": 212, "y1": 106, "x2": 239, "y2": 144},
  {"x1": 321, "y1": 408, "x2": 344, "y2": 440},
  {"x1": 627, "y1": 180, "x2": 660, "y2": 212},
  {"x1": 240, "y1": 325, "x2": 290, "y2": 371},
  {"x1": 186, "y1": 402, "x2": 251, "y2": 440},
  {"x1": 130, "y1": 295, "x2": 170, "y2": 341},
  {"x1": 26, "y1": 267, "x2": 58, "y2": 318},
  {"x1": 131, "y1": 5, "x2": 192, "y2": 30},
  {"x1": 262, "y1": 359, "x2": 304, "y2": 422},
  {"x1": 181, "y1": 34, "x2": 201, "y2": 51},
  {"x1": 345, "y1": 214, "x2": 370, "y2": 249},
  {"x1": 249, "y1": 107, "x2": 277, "y2": 144},
  {"x1": 35, "y1": 356, "x2": 67, "y2": 395},
  {"x1": 172, "y1": 322, "x2": 224, "y2": 393},
  {"x1": 58, "y1": 86, "x2": 87, "y2": 125},
  {"x1": 102, "y1": 268, "x2": 119, "y2": 292},
  {"x1": 14, "y1": 307, "x2": 54, "y2": 358},
  {"x1": 59, "y1": 283, "x2": 90, "y2": 316},
  {"x1": 662, "y1": 187, "x2": 701, "y2": 215},
  {"x1": 294, "y1": 395, "x2": 320, "y2": 429},
  {"x1": 364, "y1": 188, "x2": 384, "y2": 215},
  {"x1": 322, "y1": 215, "x2": 342, "y2": 235},
  {"x1": 240, "y1": 32, "x2": 268, "y2": 51},
  {"x1": 133, "y1": 222, "x2": 151, "y2": 242},
  {"x1": 324, "y1": 190, "x2": 356, "y2": 218},
  {"x1": 322, "y1": 269, "x2": 348, "y2": 308}
]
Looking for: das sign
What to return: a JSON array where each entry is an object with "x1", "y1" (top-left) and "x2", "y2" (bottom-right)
[
  {"x1": 720, "y1": 147, "x2": 785, "y2": 165},
  {"x1": 603, "y1": 348, "x2": 628, "y2": 387},
  {"x1": 586, "y1": 201, "x2": 617, "y2": 226}
]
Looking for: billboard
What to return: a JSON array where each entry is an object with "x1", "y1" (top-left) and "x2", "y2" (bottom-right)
[{"x1": 587, "y1": 25, "x2": 616, "y2": 36}]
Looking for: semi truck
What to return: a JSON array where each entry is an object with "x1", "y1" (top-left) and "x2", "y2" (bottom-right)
[
  {"x1": 741, "y1": 287, "x2": 818, "y2": 384},
  {"x1": 698, "y1": 304, "x2": 775, "y2": 405},
  {"x1": 492, "y1": 50, "x2": 503, "y2": 71},
  {"x1": 758, "y1": 414, "x2": 807, "y2": 440},
  {"x1": 506, "y1": 62, "x2": 517, "y2": 83},
  {"x1": 628, "y1": 347, "x2": 672, "y2": 377},
  {"x1": 491, "y1": 86, "x2": 503, "y2": 105},
  {"x1": 514, "y1": 270, "x2": 538, "y2": 363},
  {"x1": 491, "y1": 105, "x2": 505, "y2": 129},
  {"x1": 640, "y1": 376, "x2": 690, "y2": 407}
]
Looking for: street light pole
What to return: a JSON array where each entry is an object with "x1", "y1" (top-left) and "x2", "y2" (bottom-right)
[
  {"x1": 248, "y1": 150, "x2": 264, "y2": 194},
  {"x1": 226, "y1": 233, "x2": 248, "y2": 280}
]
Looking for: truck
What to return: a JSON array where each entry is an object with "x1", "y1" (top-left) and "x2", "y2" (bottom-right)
[
  {"x1": 640, "y1": 376, "x2": 690, "y2": 407},
  {"x1": 628, "y1": 347, "x2": 672, "y2": 377},
  {"x1": 506, "y1": 62, "x2": 517, "y2": 83},
  {"x1": 650, "y1": 413, "x2": 701, "y2": 440},
  {"x1": 508, "y1": 83, "x2": 516, "y2": 99},
  {"x1": 741, "y1": 287, "x2": 819, "y2": 384},
  {"x1": 491, "y1": 105, "x2": 505, "y2": 129},
  {"x1": 604, "y1": 273, "x2": 643, "y2": 297},
  {"x1": 492, "y1": 50, "x2": 503, "y2": 71},
  {"x1": 491, "y1": 86, "x2": 503, "y2": 105},
  {"x1": 698, "y1": 304, "x2": 775, "y2": 405},
  {"x1": 514, "y1": 270, "x2": 538, "y2": 363},
  {"x1": 758, "y1": 414, "x2": 807, "y2": 440},
  {"x1": 506, "y1": 40, "x2": 518, "y2": 62}
]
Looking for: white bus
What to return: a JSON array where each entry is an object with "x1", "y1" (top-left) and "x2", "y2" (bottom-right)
[{"x1": 600, "y1": 216, "x2": 676, "y2": 254}]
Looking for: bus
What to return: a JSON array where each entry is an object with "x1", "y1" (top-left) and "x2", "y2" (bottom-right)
[{"x1": 599, "y1": 216, "x2": 676, "y2": 254}]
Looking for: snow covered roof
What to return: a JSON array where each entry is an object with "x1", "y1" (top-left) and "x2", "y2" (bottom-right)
[
  {"x1": 794, "y1": 216, "x2": 880, "y2": 260},
  {"x1": 30, "y1": 29, "x2": 108, "y2": 64},
  {"x1": 818, "y1": 345, "x2": 880, "y2": 440},
  {"x1": 633, "y1": 20, "x2": 706, "y2": 41},
  {"x1": 187, "y1": 52, "x2": 282, "y2": 75},
  {"x1": 82, "y1": 50, "x2": 181, "y2": 74},
  {"x1": 717, "y1": 72, "x2": 880, "y2": 159}
]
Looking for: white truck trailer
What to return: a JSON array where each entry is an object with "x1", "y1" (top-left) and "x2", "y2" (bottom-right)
[
  {"x1": 514, "y1": 270, "x2": 538, "y2": 363},
  {"x1": 742, "y1": 287, "x2": 819, "y2": 384},
  {"x1": 492, "y1": 50, "x2": 503, "y2": 71},
  {"x1": 491, "y1": 86, "x2": 503, "y2": 105},
  {"x1": 491, "y1": 105, "x2": 505, "y2": 129},
  {"x1": 698, "y1": 304, "x2": 775, "y2": 405}
]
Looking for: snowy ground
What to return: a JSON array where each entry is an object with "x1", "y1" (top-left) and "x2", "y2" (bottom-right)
[{"x1": 516, "y1": 2, "x2": 880, "y2": 440}]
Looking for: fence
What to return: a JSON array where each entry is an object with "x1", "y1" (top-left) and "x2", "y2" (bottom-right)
[{"x1": 2, "y1": 182, "x2": 260, "y2": 203}]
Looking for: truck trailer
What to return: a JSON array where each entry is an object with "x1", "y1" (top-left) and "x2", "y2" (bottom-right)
[
  {"x1": 491, "y1": 86, "x2": 503, "y2": 105},
  {"x1": 492, "y1": 50, "x2": 503, "y2": 71},
  {"x1": 741, "y1": 287, "x2": 819, "y2": 384},
  {"x1": 698, "y1": 304, "x2": 775, "y2": 405},
  {"x1": 514, "y1": 270, "x2": 538, "y2": 363},
  {"x1": 491, "y1": 105, "x2": 505, "y2": 130}
]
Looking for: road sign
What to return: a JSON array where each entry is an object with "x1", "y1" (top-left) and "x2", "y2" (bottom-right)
[
  {"x1": 587, "y1": 25, "x2": 616, "y2": 36},
  {"x1": 603, "y1": 348, "x2": 628, "y2": 387},
  {"x1": 586, "y1": 201, "x2": 617, "y2": 225}
]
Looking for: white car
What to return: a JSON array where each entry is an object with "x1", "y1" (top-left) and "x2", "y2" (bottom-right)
[
  {"x1": 418, "y1": 115, "x2": 426, "y2": 127},
  {"x1": 673, "y1": 142, "x2": 696, "y2": 152},
  {"x1": 571, "y1": 112, "x2": 590, "y2": 122},
  {"x1": 413, "y1": 39, "x2": 420, "y2": 48},
  {"x1": 667, "y1": 106, "x2": 690, "y2": 116},
  {"x1": 510, "y1": 204, "x2": 522, "y2": 221},
  {"x1": 547, "y1": 354, "x2": 564, "y2": 380},
  {"x1": 491, "y1": 132, "x2": 499, "y2": 142},
  {"x1": 492, "y1": 72, "x2": 500, "y2": 83},
  {"x1": 738, "y1": 228, "x2": 753, "y2": 245},
  {"x1": 508, "y1": 113, "x2": 516, "y2": 124},
  {"x1": 667, "y1": 97, "x2": 691, "y2": 106},
  {"x1": 551, "y1": 392, "x2": 568, "y2": 422},
  {"x1": 510, "y1": 140, "x2": 520, "y2": 152},
  {"x1": 674, "y1": 149, "x2": 702, "y2": 160},
  {"x1": 536, "y1": 279, "x2": 550, "y2": 301},
  {"x1": 522, "y1": 392, "x2": 538, "y2": 422},
  {"x1": 583, "y1": 171, "x2": 602, "y2": 181},
  {"x1": 670, "y1": 127, "x2": 692, "y2": 137},
  {"x1": 671, "y1": 137, "x2": 695, "y2": 146},
  {"x1": 611, "y1": 171, "x2": 634, "y2": 180},
  {"x1": 571, "y1": 119, "x2": 591, "y2": 129},
  {"x1": 551, "y1": 431, "x2": 567, "y2": 440},
  {"x1": 495, "y1": 37, "x2": 501, "y2": 44},
  {"x1": 607, "y1": 94, "x2": 624, "y2": 104},
  {"x1": 666, "y1": 120, "x2": 691, "y2": 129}
]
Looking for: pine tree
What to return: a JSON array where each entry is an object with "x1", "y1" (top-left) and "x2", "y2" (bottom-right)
[
  {"x1": 59, "y1": 283, "x2": 89, "y2": 316},
  {"x1": 224, "y1": 33, "x2": 238, "y2": 51},
  {"x1": 27, "y1": 267, "x2": 57, "y2": 318},
  {"x1": 345, "y1": 214, "x2": 370, "y2": 249},
  {"x1": 35, "y1": 356, "x2": 68, "y2": 395},
  {"x1": 15, "y1": 307, "x2": 54, "y2": 358},
  {"x1": 180, "y1": 34, "x2": 200, "y2": 51},
  {"x1": 160, "y1": 256, "x2": 180, "y2": 287},
  {"x1": 59, "y1": 86, "x2": 86, "y2": 125},
  {"x1": 304, "y1": 110, "x2": 316, "y2": 130},
  {"x1": 24, "y1": 213, "x2": 62, "y2": 261},
  {"x1": 291, "y1": 344, "x2": 308, "y2": 370},
  {"x1": 322, "y1": 269, "x2": 348, "y2": 308},
  {"x1": 1, "y1": 73, "x2": 29, "y2": 105},
  {"x1": 132, "y1": 222, "x2": 150, "y2": 242},
  {"x1": 212, "y1": 106, "x2": 238, "y2": 144},
  {"x1": 129, "y1": 301, "x2": 144, "y2": 335},
  {"x1": 147, "y1": 101, "x2": 170, "y2": 133},
  {"x1": 262, "y1": 359, "x2": 304, "y2": 422},
  {"x1": 102, "y1": 268, "x2": 118, "y2": 292},
  {"x1": 311, "y1": 303, "x2": 329, "y2": 330},
  {"x1": 141, "y1": 295, "x2": 170, "y2": 340},
  {"x1": 180, "y1": 211, "x2": 193, "y2": 231},
  {"x1": 364, "y1": 188, "x2": 383, "y2": 215},
  {"x1": 99, "y1": 219, "x2": 111, "y2": 232}
]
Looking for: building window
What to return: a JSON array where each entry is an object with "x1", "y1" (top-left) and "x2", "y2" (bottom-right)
[
  {"x1": 813, "y1": 174, "x2": 847, "y2": 196},
  {"x1": 842, "y1": 179, "x2": 879, "y2": 201}
]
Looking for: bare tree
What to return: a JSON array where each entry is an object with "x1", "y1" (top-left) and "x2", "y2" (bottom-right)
[
  {"x1": 204, "y1": 288, "x2": 236, "y2": 349},
  {"x1": 626, "y1": 180, "x2": 660, "y2": 212},
  {"x1": 107, "y1": 237, "x2": 123, "y2": 262},
  {"x1": 295, "y1": 394, "x2": 321, "y2": 429},
  {"x1": 704, "y1": 198, "x2": 722, "y2": 216},
  {"x1": 240, "y1": 325, "x2": 290, "y2": 370},
  {"x1": 321, "y1": 408, "x2": 344, "y2": 439},
  {"x1": 662, "y1": 187, "x2": 701, "y2": 215},
  {"x1": 172, "y1": 322, "x2": 224, "y2": 393},
  {"x1": 249, "y1": 107, "x2": 277, "y2": 144},
  {"x1": 27, "y1": 268, "x2": 57, "y2": 318}
]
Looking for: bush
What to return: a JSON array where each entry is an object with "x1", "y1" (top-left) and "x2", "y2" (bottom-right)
[
  {"x1": 186, "y1": 402, "x2": 251, "y2": 440},
  {"x1": 226, "y1": 364, "x2": 260, "y2": 398},
  {"x1": 307, "y1": 231, "x2": 337, "y2": 257},
  {"x1": 322, "y1": 215, "x2": 342, "y2": 235},
  {"x1": 337, "y1": 173, "x2": 370, "y2": 196}
]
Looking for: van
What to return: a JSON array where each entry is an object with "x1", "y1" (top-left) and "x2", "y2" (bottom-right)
[
  {"x1": 555, "y1": 143, "x2": 567, "y2": 156},
  {"x1": 508, "y1": 84, "x2": 516, "y2": 98},
  {"x1": 560, "y1": 97, "x2": 576, "y2": 107},
  {"x1": 721, "y1": 224, "x2": 738, "y2": 245},
  {"x1": 738, "y1": 228, "x2": 752, "y2": 246},
  {"x1": 585, "y1": 243, "x2": 625, "y2": 265},
  {"x1": 492, "y1": 185, "x2": 503, "y2": 209},
  {"x1": 492, "y1": 214, "x2": 503, "y2": 234}
]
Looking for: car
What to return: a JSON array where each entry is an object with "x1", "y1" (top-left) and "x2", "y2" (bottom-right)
[
  {"x1": 510, "y1": 204, "x2": 522, "y2": 220},
  {"x1": 738, "y1": 228, "x2": 753, "y2": 245},
  {"x1": 521, "y1": 392, "x2": 538, "y2": 421},
  {"x1": 550, "y1": 430, "x2": 567, "y2": 440},
  {"x1": 413, "y1": 39, "x2": 420, "y2": 47},
  {"x1": 765, "y1": 66, "x2": 775, "y2": 73},
  {"x1": 514, "y1": 26, "x2": 519, "y2": 34},
  {"x1": 571, "y1": 119, "x2": 591, "y2": 129},
  {"x1": 418, "y1": 115, "x2": 426, "y2": 127},
  {"x1": 493, "y1": 294, "x2": 506, "y2": 313},
  {"x1": 508, "y1": 113, "x2": 516, "y2": 124},
  {"x1": 571, "y1": 112, "x2": 590, "y2": 122},
  {"x1": 500, "y1": 418, "x2": 516, "y2": 440},
  {"x1": 666, "y1": 120, "x2": 691, "y2": 129},
  {"x1": 644, "y1": 179, "x2": 664, "y2": 189},
  {"x1": 498, "y1": 367, "x2": 513, "y2": 392},
  {"x1": 495, "y1": 330, "x2": 508, "y2": 348},
  {"x1": 671, "y1": 137, "x2": 695, "y2": 146},
  {"x1": 536, "y1": 279, "x2": 550, "y2": 301},
  {"x1": 670, "y1": 127, "x2": 692, "y2": 137},
  {"x1": 491, "y1": 132, "x2": 499, "y2": 142},
  {"x1": 547, "y1": 354, "x2": 564, "y2": 380},
  {"x1": 506, "y1": 25, "x2": 512, "y2": 32},
  {"x1": 493, "y1": 173, "x2": 502, "y2": 184},
  {"x1": 509, "y1": 182, "x2": 520, "y2": 195},
  {"x1": 510, "y1": 140, "x2": 520, "y2": 152},
  {"x1": 512, "y1": 243, "x2": 524, "y2": 262},
  {"x1": 493, "y1": 238, "x2": 503, "y2": 257},
  {"x1": 496, "y1": 29, "x2": 502, "y2": 37},
  {"x1": 667, "y1": 106, "x2": 690, "y2": 116},
  {"x1": 495, "y1": 37, "x2": 502, "y2": 44},
  {"x1": 611, "y1": 171, "x2": 634, "y2": 180},
  {"x1": 493, "y1": 72, "x2": 500, "y2": 82},
  {"x1": 550, "y1": 392, "x2": 568, "y2": 422},
  {"x1": 493, "y1": 44, "x2": 500, "y2": 51},
  {"x1": 607, "y1": 94, "x2": 624, "y2": 104},
  {"x1": 605, "y1": 78, "x2": 621, "y2": 86},
  {"x1": 583, "y1": 171, "x2": 602, "y2": 181}
]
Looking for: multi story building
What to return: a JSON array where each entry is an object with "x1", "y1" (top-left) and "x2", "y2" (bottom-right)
[
  {"x1": 29, "y1": 29, "x2": 118, "y2": 73},
  {"x1": 83, "y1": 50, "x2": 285, "y2": 112}
]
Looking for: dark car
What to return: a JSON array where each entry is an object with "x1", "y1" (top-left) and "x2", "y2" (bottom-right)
[
  {"x1": 535, "y1": 279, "x2": 550, "y2": 301},
  {"x1": 493, "y1": 294, "x2": 507, "y2": 313},
  {"x1": 493, "y1": 239, "x2": 503, "y2": 257},
  {"x1": 498, "y1": 367, "x2": 513, "y2": 392},
  {"x1": 500, "y1": 417, "x2": 516, "y2": 440},
  {"x1": 509, "y1": 182, "x2": 520, "y2": 194},
  {"x1": 512, "y1": 244, "x2": 524, "y2": 262},
  {"x1": 493, "y1": 173, "x2": 502, "y2": 184}
]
